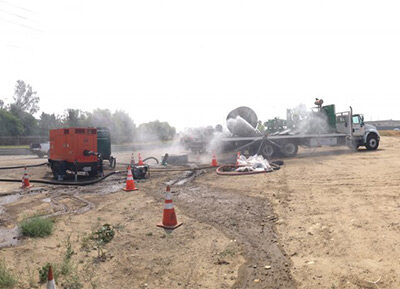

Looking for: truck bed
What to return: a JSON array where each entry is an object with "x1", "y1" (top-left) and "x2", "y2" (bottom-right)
[{"x1": 221, "y1": 133, "x2": 348, "y2": 142}]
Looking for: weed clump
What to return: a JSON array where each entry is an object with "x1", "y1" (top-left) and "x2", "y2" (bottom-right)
[
  {"x1": 38, "y1": 236, "x2": 82, "y2": 288},
  {"x1": 20, "y1": 217, "x2": 53, "y2": 238},
  {"x1": 0, "y1": 260, "x2": 17, "y2": 289}
]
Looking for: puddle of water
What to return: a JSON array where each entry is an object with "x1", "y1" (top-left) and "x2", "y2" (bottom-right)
[
  {"x1": 0, "y1": 226, "x2": 19, "y2": 248},
  {"x1": 0, "y1": 194, "x2": 21, "y2": 206},
  {"x1": 0, "y1": 194, "x2": 22, "y2": 248}
]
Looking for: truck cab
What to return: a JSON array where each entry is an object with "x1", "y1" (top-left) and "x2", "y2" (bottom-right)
[
  {"x1": 352, "y1": 114, "x2": 365, "y2": 137},
  {"x1": 336, "y1": 110, "x2": 380, "y2": 150}
]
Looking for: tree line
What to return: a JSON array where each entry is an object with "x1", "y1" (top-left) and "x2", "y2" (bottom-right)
[{"x1": 0, "y1": 80, "x2": 176, "y2": 144}]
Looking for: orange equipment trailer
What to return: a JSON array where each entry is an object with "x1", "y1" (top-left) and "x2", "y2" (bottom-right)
[{"x1": 49, "y1": 128, "x2": 103, "y2": 180}]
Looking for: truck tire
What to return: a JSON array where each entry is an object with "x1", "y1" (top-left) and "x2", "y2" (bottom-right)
[
  {"x1": 366, "y1": 133, "x2": 379, "y2": 150},
  {"x1": 280, "y1": 142, "x2": 298, "y2": 157},
  {"x1": 261, "y1": 144, "x2": 274, "y2": 159}
]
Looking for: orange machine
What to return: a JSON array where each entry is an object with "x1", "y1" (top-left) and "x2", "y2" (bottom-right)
[{"x1": 49, "y1": 128, "x2": 102, "y2": 180}]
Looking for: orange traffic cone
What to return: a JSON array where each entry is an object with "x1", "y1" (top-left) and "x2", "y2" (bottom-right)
[
  {"x1": 130, "y1": 153, "x2": 135, "y2": 167},
  {"x1": 235, "y1": 152, "x2": 241, "y2": 167},
  {"x1": 21, "y1": 167, "x2": 33, "y2": 189},
  {"x1": 157, "y1": 186, "x2": 182, "y2": 230},
  {"x1": 211, "y1": 153, "x2": 218, "y2": 167},
  {"x1": 138, "y1": 153, "x2": 144, "y2": 166},
  {"x1": 47, "y1": 265, "x2": 56, "y2": 289},
  {"x1": 123, "y1": 166, "x2": 138, "y2": 191}
]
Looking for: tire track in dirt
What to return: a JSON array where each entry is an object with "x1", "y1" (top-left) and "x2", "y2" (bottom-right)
[{"x1": 148, "y1": 184, "x2": 296, "y2": 289}]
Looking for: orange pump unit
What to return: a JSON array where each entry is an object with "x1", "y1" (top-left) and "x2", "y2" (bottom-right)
[{"x1": 49, "y1": 128, "x2": 102, "y2": 180}]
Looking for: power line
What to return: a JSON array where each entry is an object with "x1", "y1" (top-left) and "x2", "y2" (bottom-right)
[
  {"x1": 0, "y1": 7, "x2": 29, "y2": 20},
  {"x1": 0, "y1": 16, "x2": 40, "y2": 31},
  {"x1": 0, "y1": 0, "x2": 33, "y2": 13}
]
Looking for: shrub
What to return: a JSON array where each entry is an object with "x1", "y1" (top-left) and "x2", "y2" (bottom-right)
[
  {"x1": 0, "y1": 260, "x2": 17, "y2": 288},
  {"x1": 20, "y1": 217, "x2": 53, "y2": 238},
  {"x1": 91, "y1": 224, "x2": 115, "y2": 260}
]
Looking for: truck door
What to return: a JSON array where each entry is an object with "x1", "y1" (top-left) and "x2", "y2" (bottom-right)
[{"x1": 352, "y1": 115, "x2": 365, "y2": 136}]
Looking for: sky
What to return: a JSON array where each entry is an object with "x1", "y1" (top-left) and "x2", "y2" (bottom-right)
[{"x1": 1, "y1": 0, "x2": 400, "y2": 131}]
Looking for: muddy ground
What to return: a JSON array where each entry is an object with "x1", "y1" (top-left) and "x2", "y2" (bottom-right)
[{"x1": 0, "y1": 136, "x2": 399, "y2": 289}]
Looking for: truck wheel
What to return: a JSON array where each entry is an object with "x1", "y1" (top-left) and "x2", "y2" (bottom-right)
[
  {"x1": 261, "y1": 144, "x2": 274, "y2": 159},
  {"x1": 280, "y1": 142, "x2": 298, "y2": 157},
  {"x1": 366, "y1": 134, "x2": 379, "y2": 150}
]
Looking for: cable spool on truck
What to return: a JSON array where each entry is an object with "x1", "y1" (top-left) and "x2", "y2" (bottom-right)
[
  {"x1": 49, "y1": 127, "x2": 116, "y2": 180},
  {"x1": 223, "y1": 100, "x2": 380, "y2": 158}
]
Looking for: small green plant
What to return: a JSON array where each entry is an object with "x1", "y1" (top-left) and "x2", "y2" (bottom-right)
[
  {"x1": 38, "y1": 237, "x2": 83, "y2": 288},
  {"x1": 91, "y1": 224, "x2": 115, "y2": 260},
  {"x1": 80, "y1": 233, "x2": 92, "y2": 252},
  {"x1": 219, "y1": 248, "x2": 236, "y2": 257},
  {"x1": 0, "y1": 260, "x2": 16, "y2": 288},
  {"x1": 61, "y1": 236, "x2": 75, "y2": 275},
  {"x1": 38, "y1": 263, "x2": 59, "y2": 284},
  {"x1": 63, "y1": 274, "x2": 83, "y2": 289},
  {"x1": 20, "y1": 216, "x2": 53, "y2": 238},
  {"x1": 26, "y1": 264, "x2": 37, "y2": 289}
]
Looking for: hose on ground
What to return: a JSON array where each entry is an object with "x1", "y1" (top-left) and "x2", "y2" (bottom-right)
[
  {"x1": 118, "y1": 156, "x2": 159, "y2": 167},
  {"x1": 0, "y1": 170, "x2": 124, "y2": 186},
  {"x1": 150, "y1": 165, "x2": 215, "y2": 172},
  {"x1": 0, "y1": 162, "x2": 48, "y2": 170},
  {"x1": 143, "y1": 156, "x2": 159, "y2": 164},
  {"x1": 216, "y1": 161, "x2": 282, "y2": 176}
]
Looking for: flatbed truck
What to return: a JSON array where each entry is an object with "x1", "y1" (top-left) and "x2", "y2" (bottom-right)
[{"x1": 221, "y1": 107, "x2": 380, "y2": 158}]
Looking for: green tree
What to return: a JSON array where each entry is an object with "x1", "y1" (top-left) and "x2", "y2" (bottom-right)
[
  {"x1": 9, "y1": 105, "x2": 39, "y2": 136},
  {"x1": 87, "y1": 109, "x2": 113, "y2": 129},
  {"x1": 0, "y1": 109, "x2": 23, "y2": 136},
  {"x1": 137, "y1": 120, "x2": 176, "y2": 141},
  {"x1": 12, "y1": 80, "x2": 40, "y2": 114},
  {"x1": 111, "y1": 110, "x2": 136, "y2": 144},
  {"x1": 38, "y1": 112, "x2": 62, "y2": 136},
  {"x1": 86, "y1": 109, "x2": 135, "y2": 144},
  {"x1": 62, "y1": 109, "x2": 89, "y2": 127}
]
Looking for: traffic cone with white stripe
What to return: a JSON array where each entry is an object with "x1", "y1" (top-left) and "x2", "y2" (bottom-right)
[
  {"x1": 47, "y1": 265, "x2": 56, "y2": 289},
  {"x1": 235, "y1": 152, "x2": 241, "y2": 167},
  {"x1": 123, "y1": 165, "x2": 138, "y2": 191},
  {"x1": 138, "y1": 153, "x2": 144, "y2": 166},
  {"x1": 21, "y1": 167, "x2": 33, "y2": 189},
  {"x1": 157, "y1": 185, "x2": 182, "y2": 230},
  {"x1": 211, "y1": 153, "x2": 218, "y2": 167},
  {"x1": 130, "y1": 153, "x2": 135, "y2": 167}
]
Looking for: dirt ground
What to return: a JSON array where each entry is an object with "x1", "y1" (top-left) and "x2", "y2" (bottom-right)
[{"x1": 0, "y1": 136, "x2": 399, "y2": 288}]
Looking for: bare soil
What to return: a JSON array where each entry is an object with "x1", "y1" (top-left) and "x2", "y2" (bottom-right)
[{"x1": 0, "y1": 136, "x2": 399, "y2": 289}]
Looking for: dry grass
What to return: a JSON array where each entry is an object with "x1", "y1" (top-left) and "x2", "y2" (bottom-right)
[{"x1": 379, "y1": 130, "x2": 400, "y2": 136}]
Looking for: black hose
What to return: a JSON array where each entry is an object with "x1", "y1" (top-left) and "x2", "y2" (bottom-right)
[
  {"x1": 0, "y1": 162, "x2": 48, "y2": 170},
  {"x1": 150, "y1": 165, "x2": 215, "y2": 172},
  {"x1": 118, "y1": 157, "x2": 159, "y2": 167},
  {"x1": 0, "y1": 171, "x2": 124, "y2": 186},
  {"x1": 143, "y1": 156, "x2": 159, "y2": 164}
]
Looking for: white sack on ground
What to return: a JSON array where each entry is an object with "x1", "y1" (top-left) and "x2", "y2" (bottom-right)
[{"x1": 235, "y1": 154, "x2": 273, "y2": 172}]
